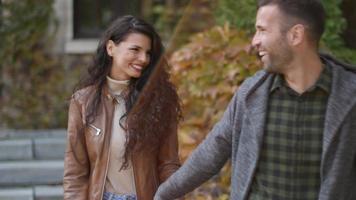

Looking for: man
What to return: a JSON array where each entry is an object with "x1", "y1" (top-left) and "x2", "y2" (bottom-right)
[{"x1": 154, "y1": 0, "x2": 356, "y2": 199}]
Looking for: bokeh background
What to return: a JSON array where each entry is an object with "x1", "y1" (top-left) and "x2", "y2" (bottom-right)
[{"x1": 0, "y1": 0, "x2": 355, "y2": 199}]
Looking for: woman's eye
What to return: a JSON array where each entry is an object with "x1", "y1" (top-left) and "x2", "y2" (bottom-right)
[{"x1": 129, "y1": 47, "x2": 140, "y2": 53}]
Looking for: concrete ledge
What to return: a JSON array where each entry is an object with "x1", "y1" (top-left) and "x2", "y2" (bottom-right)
[
  {"x1": 0, "y1": 130, "x2": 66, "y2": 140},
  {"x1": 0, "y1": 138, "x2": 66, "y2": 161},
  {"x1": 0, "y1": 188, "x2": 33, "y2": 200},
  {"x1": 34, "y1": 139, "x2": 66, "y2": 160},
  {"x1": 0, "y1": 140, "x2": 32, "y2": 161},
  {"x1": 34, "y1": 186, "x2": 63, "y2": 200},
  {"x1": 0, "y1": 161, "x2": 64, "y2": 186},
  {"x1": 0, "y1": 186, "x2": 63, "y2": 200},
  {"x1": 65, "y1": 39, "x2": 98, "y2": 54}
]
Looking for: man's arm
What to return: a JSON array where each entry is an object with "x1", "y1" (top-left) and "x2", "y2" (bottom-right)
[{"x1": 154, "y1": 92, "x2": 239, "y2": 199}]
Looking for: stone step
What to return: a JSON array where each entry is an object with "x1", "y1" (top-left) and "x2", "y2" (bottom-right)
[
  {"x1": 0, "y1": 161, "x2": 64, "y2": 187},
  {"x1": 0, "y1": 186, "x2": 63, "y2": 200},
  {"x1": 34, "y1": 138, "x2": 66, "y2": 160},
  {"x1": 34, "y1": 186, "x2": 63, "y2": 200},
  {"x1": 0, "y1": 188, "x2": 32, "y2": 200},
  {"x1": 0, "y1": 129, "x2": 66, "y2": 140},
  {"x1": 0, "y1": 140, "x2": 32, "y2": 161},
  {"x1": 0, "y1": 138, "x2": 66, "y2": 161}
]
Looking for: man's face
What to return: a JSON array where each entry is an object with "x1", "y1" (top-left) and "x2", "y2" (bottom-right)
[{"x1": 252, "y1": 5, "x2": 293, "y2": 73}]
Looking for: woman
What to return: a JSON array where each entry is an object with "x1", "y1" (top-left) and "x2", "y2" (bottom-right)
[{"x1": 63, "y1": 15, "x2": 181, "y2": 200}]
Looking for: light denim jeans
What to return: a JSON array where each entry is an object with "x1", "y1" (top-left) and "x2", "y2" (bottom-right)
[{"x1": 103, "y1": 191, "x2": 136, "y2": 200}]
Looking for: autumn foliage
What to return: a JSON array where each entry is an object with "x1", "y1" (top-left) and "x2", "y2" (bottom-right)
[{"x1": 169, "y1": 24, "x2": 260, "y2": 198}]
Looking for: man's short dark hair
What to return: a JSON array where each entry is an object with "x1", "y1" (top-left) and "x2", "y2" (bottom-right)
[{"x1": 258, "y1": 0, "x2": 326, "y2": 45}]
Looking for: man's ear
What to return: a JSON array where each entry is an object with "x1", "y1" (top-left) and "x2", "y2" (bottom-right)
[
  {"x1": 106, "y1": 40, "x2": 115, "y2": 56},
  {"x1": 287, "y1": 24, "x2": 305, "y2": 46}
]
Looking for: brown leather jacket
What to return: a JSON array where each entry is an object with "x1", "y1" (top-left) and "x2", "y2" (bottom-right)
[{"x1": 63, "y1": 86, "x2": 180, "y2": 200}]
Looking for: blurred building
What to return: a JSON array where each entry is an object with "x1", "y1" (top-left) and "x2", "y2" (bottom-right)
[{"x1": 53, "y1": 0, "x2": 186, "y2": 54}]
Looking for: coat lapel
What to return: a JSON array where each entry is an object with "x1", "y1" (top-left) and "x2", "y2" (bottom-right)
[
  {"x1": 244, "y1": 72, "x2": 274, "y2": 167},
  {"x1": 322, "y1": 65, "x2": 356, "y2": 168}
]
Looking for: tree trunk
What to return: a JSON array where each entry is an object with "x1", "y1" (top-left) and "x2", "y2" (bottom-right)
[
  {"x1": 141, "y1": 0, "x2": 152, "y2": 19},
  {"x1": 341, "y1": 0, "x2": 356, "y2": 49}
]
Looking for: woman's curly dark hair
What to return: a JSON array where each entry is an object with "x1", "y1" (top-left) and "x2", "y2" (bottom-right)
[{"x1": 75, "y1": 15, "x2": 182, "y2": 169}]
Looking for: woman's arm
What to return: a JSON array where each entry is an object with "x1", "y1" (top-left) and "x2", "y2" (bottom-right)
[
  {"x1": 63, "y1": 98, "x2": 90, "y2": 200},
  {"x1": 157, "y1": 122, "x2": 181, "y2": 183}
]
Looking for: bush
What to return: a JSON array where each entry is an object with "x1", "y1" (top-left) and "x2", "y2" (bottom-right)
[
  {"x1": 0, "y1": 0, "x2": 75, "y2": 128},
  {"x1": 214, "y1": 0, "x2": 256, "y2": 35}
]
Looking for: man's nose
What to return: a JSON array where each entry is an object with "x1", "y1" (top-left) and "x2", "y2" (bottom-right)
[{"x1": 251, "y1": 34, "x2": 260, "y2": 49}]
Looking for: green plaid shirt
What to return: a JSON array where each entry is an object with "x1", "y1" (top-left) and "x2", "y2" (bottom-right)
[{"x1": 249, "y1": 65, "x2": 332, "y2": 200}]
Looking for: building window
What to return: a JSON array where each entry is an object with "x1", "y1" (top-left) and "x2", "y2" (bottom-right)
[
  {"x1": 63, "y1": 0, "x2": 188, "y2": 53},
  {"x1": 73, "y1": 0, "x2": 142, "y2": 39}
]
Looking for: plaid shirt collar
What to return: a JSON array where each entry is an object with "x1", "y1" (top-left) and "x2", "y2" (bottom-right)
[{"x1": 270, "y1": 64, "x2": 332, "y2": 94}]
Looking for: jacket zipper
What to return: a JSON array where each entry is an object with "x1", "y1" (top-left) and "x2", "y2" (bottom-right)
[
  {"x1": 99, "y1": 102, "x2": 115, "y2": 200},
  {"x1": 100, "y1": 134, "x2": 112, "y2": 200},
  {"x1": 89, "y1": 124, "x2": 101, "y2": 135}
]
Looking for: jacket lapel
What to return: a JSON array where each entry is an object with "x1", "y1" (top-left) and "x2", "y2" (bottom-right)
[
  {"x1": 244, "y1": 72, "x2": 274, "y2": 166},
  {"x1": 322, "y1": 65, "x2": 356, "y2": 167}
]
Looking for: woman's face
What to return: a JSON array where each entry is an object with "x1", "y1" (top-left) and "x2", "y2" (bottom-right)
[{"x1": 106, "y1": 32, "x2": 152, "y2": 80}]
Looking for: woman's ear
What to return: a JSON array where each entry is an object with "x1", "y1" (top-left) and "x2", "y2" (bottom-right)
[{"x1": 106, "y1": 40, "x2": 115, "y2": 57}]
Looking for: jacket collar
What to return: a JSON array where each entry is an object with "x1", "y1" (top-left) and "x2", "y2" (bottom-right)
[
  {"x1": 102, "y1": 84, "x2": 116, "y2": 103},
  {"x1": 269, "y1": 64, "x2": 332, "y2": 94}
]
